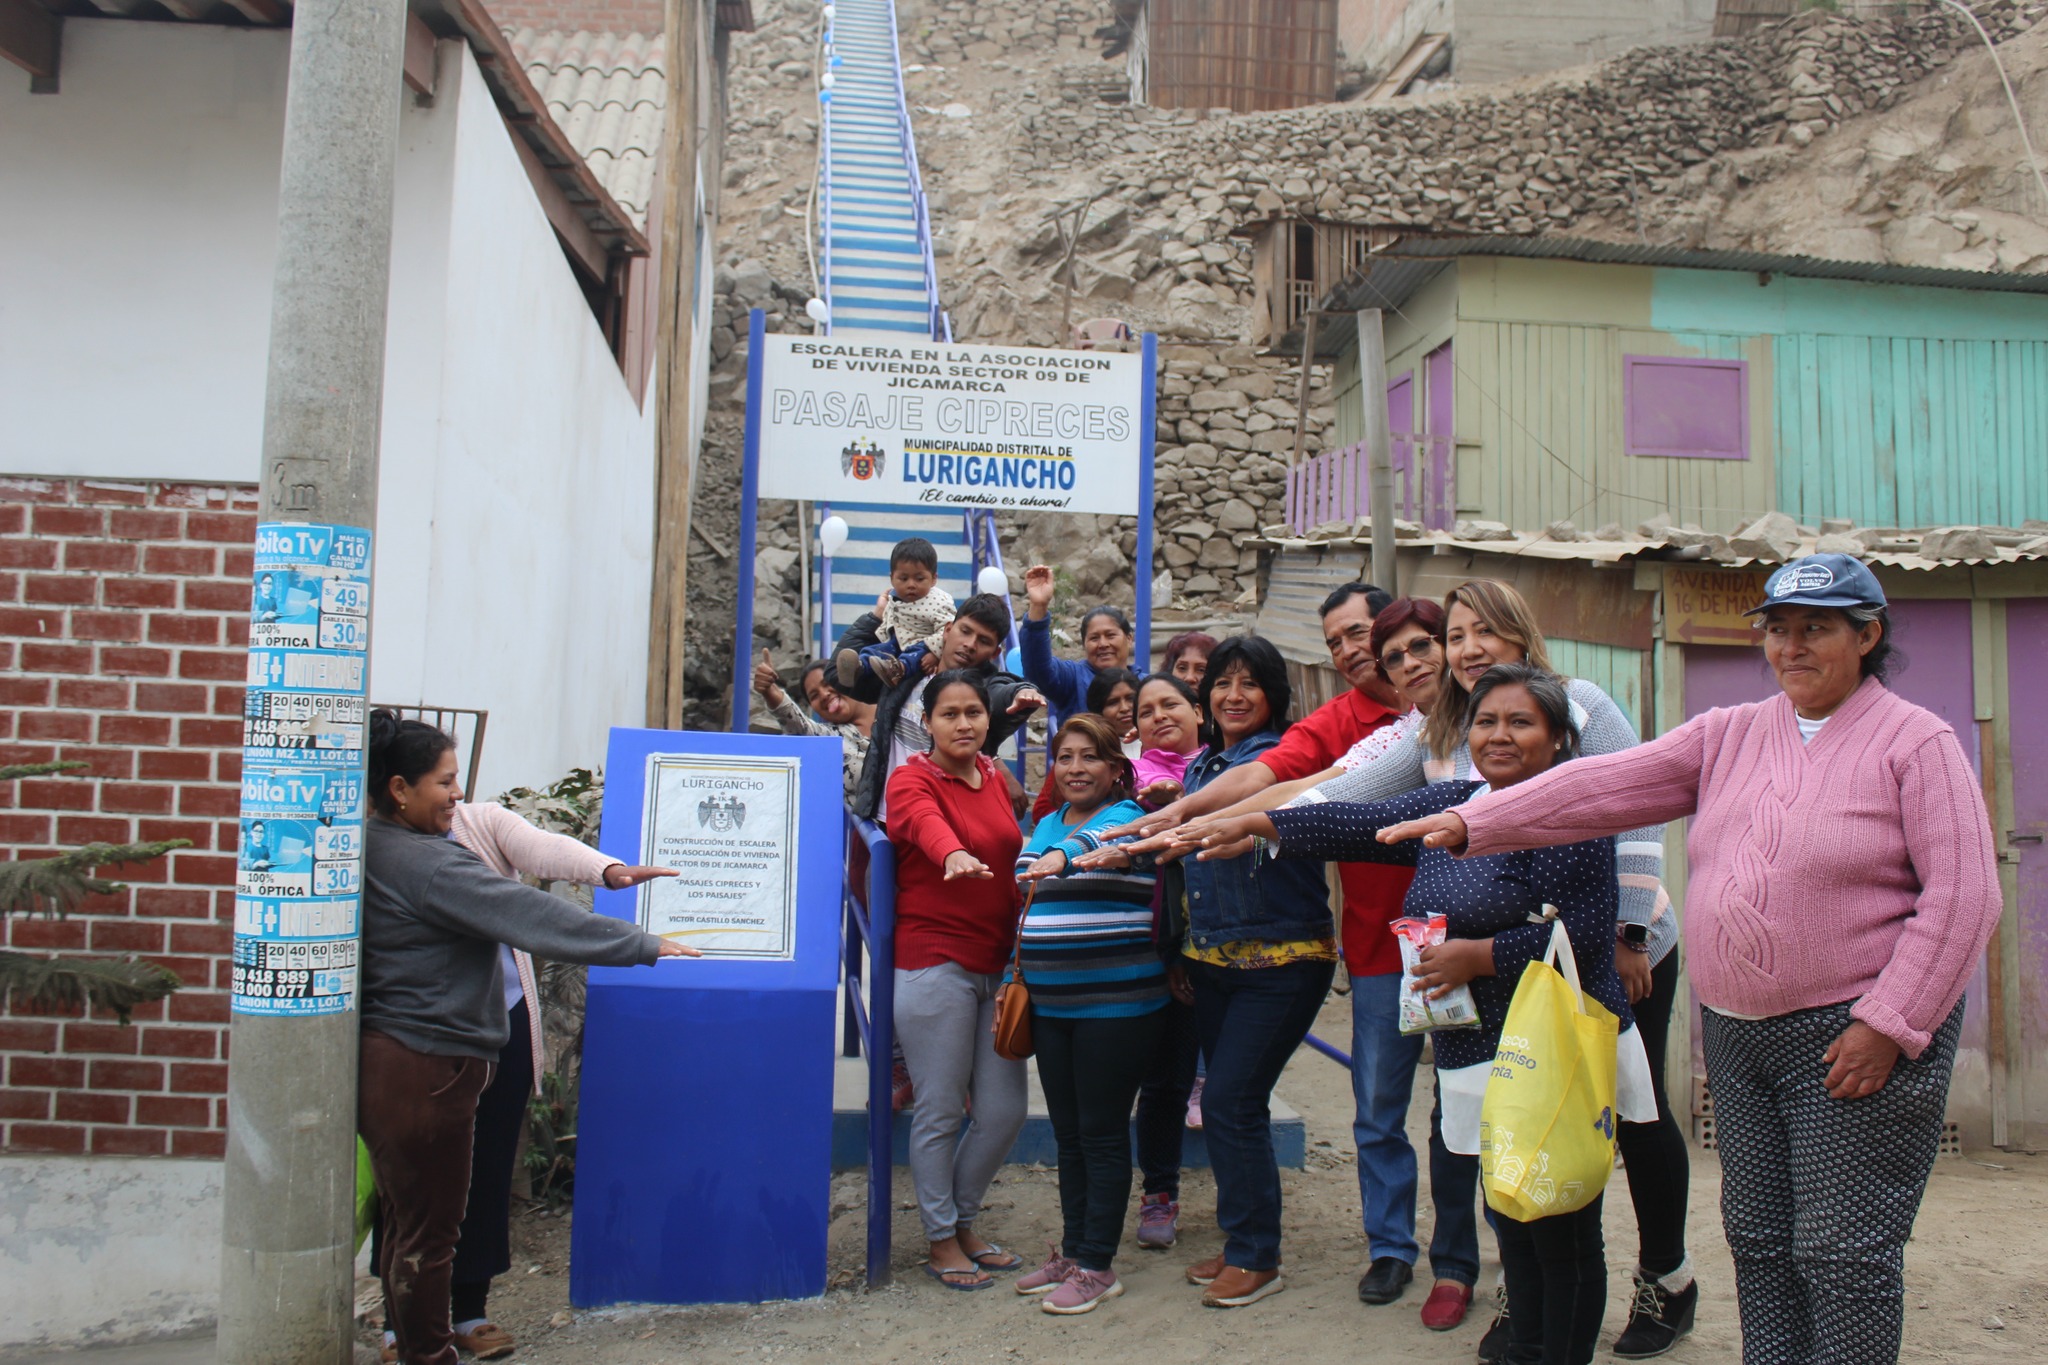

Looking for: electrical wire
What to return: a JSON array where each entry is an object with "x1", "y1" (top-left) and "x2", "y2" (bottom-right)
[
  {"x1": 1933, "y1": 0, "x2": 2048, "y2": 218},
  {"x1": 1310, "y1": 7, "x2": 2048, "y2": 540}
]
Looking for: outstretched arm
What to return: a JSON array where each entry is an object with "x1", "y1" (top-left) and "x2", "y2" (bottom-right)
[{"x1": 1264, "y1": 784, "x2": 1463, "y2": 866}]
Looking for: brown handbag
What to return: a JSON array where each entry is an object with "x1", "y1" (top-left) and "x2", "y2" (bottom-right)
[{"x1": 991, "y1": 883, "x2": 1036, "y2": 1061}]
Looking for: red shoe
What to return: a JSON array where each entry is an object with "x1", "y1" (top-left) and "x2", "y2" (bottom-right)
[
  {"x1": 891, "y1": 1060, "x2": 914, "y2": 1111},
  {"x1": 1420, "y1": 1281, "x2": 1473, "y2": 1331}
]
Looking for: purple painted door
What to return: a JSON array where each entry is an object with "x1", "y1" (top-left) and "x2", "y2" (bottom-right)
[
  {"x1": 1682, "y1": 644, "x2": 1775, "y2": 720},
  {"x1": 1884, "y1": 600, "x2": 1980, "y2": 771},
  {"x1": 2006, "y1": 600, "x2": 2048, "y2": 1144},
  {"x1": 1424, "y1": 341, "x2": 1455, "y2": 530},
  {"x1": 1386, "y1": 372, "x2": 1414, "y2": 524}
]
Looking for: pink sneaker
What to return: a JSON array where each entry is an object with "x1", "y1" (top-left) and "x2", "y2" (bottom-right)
[
  {"x1": 1015, "y1": 1243, "x2": 1077, "y2": 1296},
  {"x1": 1042, "y1": 1266, "x2": 1124, "y2": 1315},
  {"x1": 1136, "y1": 1194, "x2": 1178, "y2": 1249},
  {"x1": 1186, "y1": 1076, "x2": 1205, "y2": 1130}
]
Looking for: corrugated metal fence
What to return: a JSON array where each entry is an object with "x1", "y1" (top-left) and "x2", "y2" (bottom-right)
[{"x1": 1144, "y1": 0, "x2": 1337, "y2": 112}]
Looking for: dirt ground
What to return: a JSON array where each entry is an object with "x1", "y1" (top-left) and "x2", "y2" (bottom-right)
[{"x1": 359, "y1": 989, "x2": 2048, "y2": 1364}]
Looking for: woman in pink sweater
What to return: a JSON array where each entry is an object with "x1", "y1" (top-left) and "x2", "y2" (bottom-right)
[
  {"x1": 374, "y1": 788, "x2": 676, "y2": 1363},
  {"x1": 1382, "y1": 555, "x2": 2000, "y2": 1365}
]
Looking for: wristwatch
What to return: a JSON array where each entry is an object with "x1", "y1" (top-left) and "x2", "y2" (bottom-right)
[{"x1": 1619, "y1": 922, "x2": 1651, "y2": 953}]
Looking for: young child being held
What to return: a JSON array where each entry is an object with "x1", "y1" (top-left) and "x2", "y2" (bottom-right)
[{"x1": 836, "y1": 537, "x2": 956, "y2": 688}]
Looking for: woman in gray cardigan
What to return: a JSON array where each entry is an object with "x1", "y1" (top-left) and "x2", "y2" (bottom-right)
[{"x1": 358, "y1": 711, "x2": 693, "y2": 1365}]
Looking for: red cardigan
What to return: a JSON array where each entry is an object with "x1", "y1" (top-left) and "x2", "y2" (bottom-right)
[{"x1": 886, "y1": 753, "x2": 1024, "y2": 975}]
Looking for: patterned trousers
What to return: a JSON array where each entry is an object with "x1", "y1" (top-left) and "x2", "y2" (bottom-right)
[{"x1": 1702, "y1": 998, "x2": 1964, "y2": 1365}]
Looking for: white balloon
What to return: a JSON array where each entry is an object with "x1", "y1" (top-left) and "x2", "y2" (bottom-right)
[
  {"x1": 822, "y1": 3, "x2": 836, "y2": 19},
  {"x1": 821, "y1": 71, "x2": 837, "y2": 89},
  {"x1": 804, "y1": 297, "x2": 831, "y2": 326},
  {"x1": 976, "y1": 565, "x2": 1010, "y2": 597},
  {"x1": 820, "y1": 515, "x2": 850, "y2": 556}
]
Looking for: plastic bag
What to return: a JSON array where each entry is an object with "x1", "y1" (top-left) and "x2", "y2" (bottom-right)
[
  {"x1": 1480, "y1": 916, "x2": 1620, "y2": 1221},
  {"x1": 1391, "y1": 915, "x2": 1481, "y2": 1035},
  {"x1": 354, "y1": 1136, "x2": 377, "y2": 1255}
]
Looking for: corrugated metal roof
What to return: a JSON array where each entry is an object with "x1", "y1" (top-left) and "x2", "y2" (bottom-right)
[
  {"x1": 1277, "y1": 229, "x2": 2048, "y2": 356},
  {"x1": 1253, "y1": 526, "x2": 2048, "y2": 574},
  {"x1": 1388, "y1": 234, "x2": 2048, "y2": 296},
  {"x1": 507, "y1": 27, "x2": 666, "y2": 231}
]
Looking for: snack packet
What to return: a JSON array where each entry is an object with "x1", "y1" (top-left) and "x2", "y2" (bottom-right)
[{"x1": 1391, "y1": 915, "x2": 1482, "y2": 1034}]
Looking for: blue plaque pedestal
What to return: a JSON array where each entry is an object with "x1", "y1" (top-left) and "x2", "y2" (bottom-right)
[{"x1": 569, "y1": 728, "x2": 844, "y2": 1307}]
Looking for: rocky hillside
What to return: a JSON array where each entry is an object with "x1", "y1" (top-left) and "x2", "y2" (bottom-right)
[{"x1": 682, "y1": 0, "x2": 2048, "y2": 723}]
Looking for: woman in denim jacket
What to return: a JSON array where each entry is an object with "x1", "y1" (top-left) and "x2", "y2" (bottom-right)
[{"x1": 1079, "y1": 634, "x2": 1334, "y2": 1310}]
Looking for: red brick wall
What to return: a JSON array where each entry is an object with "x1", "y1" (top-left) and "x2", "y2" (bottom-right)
[
  {"x1": 487, "y1": 0, "x2": 666, "y2": 34},
  {"x1": 0, "y1": 476, "x2": 259, "y2": 1159}
]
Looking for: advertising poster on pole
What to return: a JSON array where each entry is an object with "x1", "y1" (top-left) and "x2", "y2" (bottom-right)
[
  {"x1": 754, "y1": 334, "x2": 1147, "y2": 515},
  {"x1": 232, "y1": 522, "x2": 371, "y2": 1017}
]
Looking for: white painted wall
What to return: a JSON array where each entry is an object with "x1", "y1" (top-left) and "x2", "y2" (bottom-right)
[
  {"x1": 1456, "y1": 0, "x2": 1717, "y2": 84},
  {"x1": 0, "y1": 1157, "x2": 222, "y2": 1348},
  {"x1": 366, "y1": 43, "x2": 656, "y2": 796},
  {"x1": 0, "y1": 21, "x2": 286, "y2": 483},
  {"x1": 0, "y1": 26, "x2": 656, "y2": 797},
  {"x1": 0, "y1": 33, "x2": 656, "y2": 1345}
]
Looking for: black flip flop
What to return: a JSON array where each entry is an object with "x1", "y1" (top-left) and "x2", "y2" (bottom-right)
[{"x1": 923, "y1": 1262, "x2": 994, "y2": 1291}]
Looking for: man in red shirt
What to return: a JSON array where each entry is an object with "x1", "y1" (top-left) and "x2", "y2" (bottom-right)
[{"x1": 1118, "y1": 582, "x2": 1427, "y2": 1310}]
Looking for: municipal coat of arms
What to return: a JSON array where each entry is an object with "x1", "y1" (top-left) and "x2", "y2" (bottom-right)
[
  {"x1": 698, "y1": 793, "x2": 746, "y2": 832},
  {"x1": 841, "y1": 438, "x2": 885, "y2": 481}
]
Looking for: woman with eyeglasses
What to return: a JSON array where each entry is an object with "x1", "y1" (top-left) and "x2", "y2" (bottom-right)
[{"x1": 1160, "y1": 581, "x2": 1688, "y2": 1357}]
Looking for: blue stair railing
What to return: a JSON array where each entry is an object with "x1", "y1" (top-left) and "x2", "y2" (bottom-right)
[{"x1": 840, "y1": 810, "x2": 897, "y2": 1287}]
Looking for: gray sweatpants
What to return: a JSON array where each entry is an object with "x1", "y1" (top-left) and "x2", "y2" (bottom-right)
[{"x1": 893, "y1": 961, "x2": 1030, "y2": 1242}]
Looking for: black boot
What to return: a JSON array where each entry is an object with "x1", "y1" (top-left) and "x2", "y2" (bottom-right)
[
  {"x1": 1612, "y1": 1269, "x2": 1699, "y2": 1359},
  {"x1": 1474, "y1": 1282, "x2": 1509, "y2": 1364}
]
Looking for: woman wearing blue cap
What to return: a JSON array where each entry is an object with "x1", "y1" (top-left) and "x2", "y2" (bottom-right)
[{"x1": 1379, "y1": 553, "x2": 2002, "y2": 1365}]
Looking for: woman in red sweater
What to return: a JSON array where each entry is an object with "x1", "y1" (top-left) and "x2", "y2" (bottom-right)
[{"x1": 887, "y1": 670, "x2": 1030, "y2": 1291}]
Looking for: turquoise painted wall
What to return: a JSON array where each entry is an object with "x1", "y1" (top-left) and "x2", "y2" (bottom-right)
[
  {"x1": 1650, "y1": 267, "x2": 2048, "y2": 528},
  {"x1": 1547, "y1": 639, "x2": 1646, "y2": 738}
]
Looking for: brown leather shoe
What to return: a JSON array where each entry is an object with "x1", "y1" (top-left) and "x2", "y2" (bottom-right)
[
  {"x1": 1202, "y1": 1265, "x2": 1285, "y2": 1308},
  {"x1": 453, "y1": 1321, "x2": 516, "y2": 1359},
  {"x1": 1185, "y1": 1252, "x2": 1227, "y2": 1285}
]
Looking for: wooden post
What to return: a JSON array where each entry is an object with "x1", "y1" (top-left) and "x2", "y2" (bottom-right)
[
  {"x1": 1356, "y1": 308, "x2": 1396, "y2": 594},
  {"x1": 645, "y1": 0, "x2": 705, "y2": 727},
  {"x1": 1289, "y1": 310, "x2": 1319, "y2": 472}
]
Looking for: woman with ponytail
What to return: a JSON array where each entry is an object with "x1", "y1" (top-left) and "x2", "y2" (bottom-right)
[{"x1": 359, "y1": 710, "x2": 695, "y2": 1365}]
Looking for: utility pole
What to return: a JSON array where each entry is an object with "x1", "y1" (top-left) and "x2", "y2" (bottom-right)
[
  {"x1": 220, "y1": 0, "x2": 408, "y2": 1360},
  {"x1": 1356, "y1": 308, "x2": 1397, "y2": 595}
]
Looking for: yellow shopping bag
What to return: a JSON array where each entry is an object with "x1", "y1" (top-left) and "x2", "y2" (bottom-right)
[{"x1": 1480, "y1": 915, "x2": 1619, "y2": 1221}]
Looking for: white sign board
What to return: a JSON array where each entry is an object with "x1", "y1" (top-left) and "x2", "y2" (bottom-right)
[
  {"x1": 755, "y1": 334, "x2": 1147, "y2": 514},
  {"x1": 638, "y1": 754, "x2": 800, "y2": 960}
]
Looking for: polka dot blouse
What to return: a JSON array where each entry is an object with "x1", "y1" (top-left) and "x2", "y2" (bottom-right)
[{"x1": 1268, "y1": 779, "x2": 1634, "y2": 1073}]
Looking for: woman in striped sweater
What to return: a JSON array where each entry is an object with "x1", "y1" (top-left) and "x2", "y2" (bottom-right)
[{"x1": 1010, "y1": 713, "x2": 1168, "y2": 1316}]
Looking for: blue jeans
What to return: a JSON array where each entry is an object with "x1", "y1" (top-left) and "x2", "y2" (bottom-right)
[
  {"x1": 1349, "y1": 972, "x2": 1424, "y2": 1265},
  {"x1": 1187, "y1": 955, "x2": 1336, "y2": 1271}
]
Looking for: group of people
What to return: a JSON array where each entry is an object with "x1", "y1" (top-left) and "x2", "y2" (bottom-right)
[
  {"x1": 351, "y1": 520, "x2": 2001, "y2": 1365},
  {"x1": 751, "y1": 538, "x2": 1999, "y2": 1365}
]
